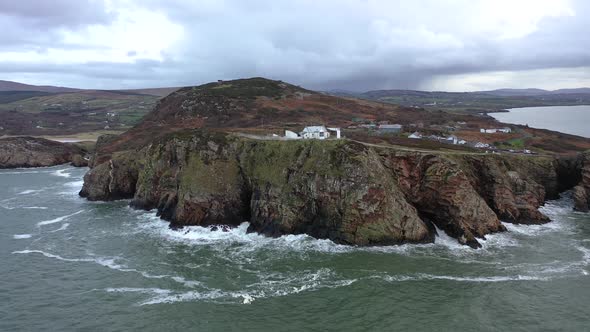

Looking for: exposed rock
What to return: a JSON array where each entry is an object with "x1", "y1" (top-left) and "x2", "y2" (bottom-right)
[
  {"x1": 70, "y1": 154, "x2": 88, "y2": 167},
  {"x1": 79, "y1": 153, "x2": 138, "y2": 201},
  {"x1": 0, "y1": 136, "x2": 87, "y2": 168},
  {"x1": 382, "y1": 153, "x2": 504, "y2": 248},
  {"x1": 81, "y1": 130, "x2": 585, "y2": 248},
  {"x1": 573, "y1": 185, "x2": 588, "y2": 212},
  {"x1": 453, "y1": 155, "x2": 554, "y2": 225},
  {"x1": 573, "y1": 152, "x2": 590, "y2": 212}
]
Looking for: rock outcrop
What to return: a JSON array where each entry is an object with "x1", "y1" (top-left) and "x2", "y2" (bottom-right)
[
  {"x1": 80, "y1": 130, "x2": 580, "y2": 248},
  {"x1": 573, "y1": 152, "x2": 590, "y2": 212},
  {"x1": 0, "y1": 136, "x2": 88, "y2": 168}
]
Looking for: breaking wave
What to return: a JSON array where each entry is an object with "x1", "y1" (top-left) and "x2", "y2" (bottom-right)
[
  {"x1": 13, "y1": 234, "x2": 32, "y2": 239},
  {"x1": 52, "y1": 169, "x2": 72, "y2": 178},
  {"x1": 36, "y1": 210, "x2": 85, "y2": 226}
]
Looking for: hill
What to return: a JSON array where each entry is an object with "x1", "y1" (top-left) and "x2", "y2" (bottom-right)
[
  {"x1": 0, "y1": 89, "x2": 160, "y2": 136},
  {"x1": 333, "y1": 88, "x2": 590, "y2": 113},
  {"x1": 89, "y1": 77, "x2": 590, "y2": 163},
  {"x1": 0, "y1": 80, "x2": 79, "y2": 93}
]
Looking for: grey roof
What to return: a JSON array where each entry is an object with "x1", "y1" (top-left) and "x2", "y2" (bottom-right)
[{"x1": 378, "y1": 124, "x2": 402, "y2": 129}]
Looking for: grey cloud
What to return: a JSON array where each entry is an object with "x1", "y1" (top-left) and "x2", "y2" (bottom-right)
[{"x1": 1, "y1": 0, "x2": 590, "y2": 91}]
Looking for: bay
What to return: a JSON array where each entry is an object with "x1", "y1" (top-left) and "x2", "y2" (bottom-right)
[
  {"x1": 491, "y1": 105, "x2": 590, "y2": 138},
  {"x1": 1, "y1": 166, "x2": 589, "y2": 331}
]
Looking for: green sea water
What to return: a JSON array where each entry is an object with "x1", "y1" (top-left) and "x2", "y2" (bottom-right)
[{"x1": 1, "y1": 166, "x2": 589, "y2": 331}]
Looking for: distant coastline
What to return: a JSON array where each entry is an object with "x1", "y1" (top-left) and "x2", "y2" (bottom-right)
[{"x1": 491, "y1": 105, "x2": 590, "y2": 138}]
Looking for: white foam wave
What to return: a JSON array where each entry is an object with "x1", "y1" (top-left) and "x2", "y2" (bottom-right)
[
  {"x1": 22, "y1": 206, "x2": 48, "y2": 210},
  {"x1": 64, "y1": 180, "x2": 84, "y2": 188},
  {"x1": 138, "y1": 269, "x2": 357, "y2": 306},
  {"x1": 50, "y1": 223, "x2": 70, "y2": 232},
  {"x1": 577, "y1": 246, "x2": 590, "y2": 265},
  {"x1": 52, "y1": 169, "x2": 71, "y2": 178},
  {"x1": 36, "y1": 210, "x2": 85, "y2": 226},
  {"x1": 379, "y1": 273, "x2": 550, "y2": 283},
  {"x1": 13, "y1": 234, "x2": 32, "y2": 239},
  {"x1": 105, "y1": 287, "x2": 173, "y2": 295},
  {"x1": 17, "y1": 189, "x2": 44, "y2": 195},
  {"x1": 137, "y1": 216, "x2": 352, "y2": 254},
  {"x1": 11, "y1": 250, "x2": 202, "y2": 287}
]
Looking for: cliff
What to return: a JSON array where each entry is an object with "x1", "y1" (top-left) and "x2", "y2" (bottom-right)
[
  {"x1": 573, "y1": 152, "x2": 590, "y2": 212},
  {"x1": 80, "y1": 130, "x2": 580, "y2": 248},
  {"x1": 0, "y1": 136, "x2": 88, "y2": 168}
]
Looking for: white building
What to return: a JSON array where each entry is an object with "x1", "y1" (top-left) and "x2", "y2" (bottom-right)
[
  {"x1": 408, "y1": 132, "x2": 422, "y2": 139},
  {"x1": 327, "y1": 127, "x2": 341, "y2": 139},
  {"x1": 301, "y1": 126, "x2": 330, "y2": 139},
  {"x1": 284, "y1": 130, "x2": 300, "y2": 139},
  {"x1": 480, "y1": 127, "x2": 512, "y2": 134}
]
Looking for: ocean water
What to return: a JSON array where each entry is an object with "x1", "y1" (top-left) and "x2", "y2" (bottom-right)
[
  {"x1": 1, "y1": 166, "x2": 589, "y2": 331},
  {"x1": 491, "y1": 105, "x2": 590, "y2": 138}
]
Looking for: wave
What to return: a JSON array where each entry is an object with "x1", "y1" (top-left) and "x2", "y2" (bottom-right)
[
  {"x1": 23, "y1": 206, "x2": 49, "y2": 210},
  {"x1": 13, "y1": 234, "x2": 32, "y2": 239},
  {"x1": 17, "y1": 189, "x2": 44, "y2": 195},
  {"x1": 36, "y1": 210, "x2": 85, "y2": 226},
  {"x1": 137, "y1": 269, "x2": 357, "y2": 306},
  {"x1": 63, "y1": 180, "x2": 84, "y2": 188},
  {"x1": 11, "y1": 249, "x2": 203, "y2": 288},
  {"x1": 50, "y1": 223, "x2": 70, "y2": 232},
  {"x1": 52, "y1": 169, "x2": 72, "y2": 178},
  {"x1": 377, "y1": 273, "x2": 551, "y2": 283}
]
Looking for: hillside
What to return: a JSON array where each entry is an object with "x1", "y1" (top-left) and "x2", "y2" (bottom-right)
[
  {"x1": 0, "y1": 80, "x2": 79, "y2": 93},
  {"x1": 89, "y1": 77, "x2": 590, "y2": 164},
  {"x1": 332, "y1": 88, "x2": 590, "y2": 114},
  {"x1": 0, "y1": 89, "x2": 160, "y2": 136}
]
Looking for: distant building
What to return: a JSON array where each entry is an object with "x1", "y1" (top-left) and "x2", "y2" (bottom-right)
[
  {"x1": 301, "y1": 126, "x2": 330, "y2": 139},
  {"x1": 408, "y1": 132, "x2": 422, "y2": 139},
  {"x1": 284, "y1": 130, "x2": 300, "y2": 139},
  {"x1": 378, "y1": 124, "x2": 402, "y2": 134},
  {"x1": 327, "y1": 127, "x2": 341, "y2": 139},
  {"x1": 480, "y1": 127, "x2": 512, "y2": 134}
]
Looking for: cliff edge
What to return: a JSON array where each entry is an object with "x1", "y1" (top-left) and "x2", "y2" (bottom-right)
[
  {"x1": 0, "y1": 136, "x2": 88, "y2": 168},
  {"x1": 80, "y1": 130, "x2": 577, "y2": 248}
]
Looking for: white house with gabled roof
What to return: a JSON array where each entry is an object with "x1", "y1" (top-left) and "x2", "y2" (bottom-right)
[{"x1": 301, "y1": 126, "x2": 330, "y2": 139}]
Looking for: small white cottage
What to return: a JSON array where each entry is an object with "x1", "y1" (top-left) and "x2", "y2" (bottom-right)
[{"x1": 301, "y1": 126, "x2": 330, "y2": 139}]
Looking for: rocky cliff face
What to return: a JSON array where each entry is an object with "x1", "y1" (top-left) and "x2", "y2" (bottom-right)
[
  {"x1": 573, "y1": 152, "x2": 590, "y2": 212},
  {"x1": 0, "y1": 136, "x2": 88, "y2": 168},
  {"x1": 80, "y1": 130, "x2": 581, "y2": 248}
]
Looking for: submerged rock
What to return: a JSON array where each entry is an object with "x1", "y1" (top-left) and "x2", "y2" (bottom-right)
[{"x1": 0, "y1": 136, "x2": 88, "y2": 168}]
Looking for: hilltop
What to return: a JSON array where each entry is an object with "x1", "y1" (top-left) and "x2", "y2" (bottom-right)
[{"x1": 0, "y1": 80, "x2": 79, "y2": 93}]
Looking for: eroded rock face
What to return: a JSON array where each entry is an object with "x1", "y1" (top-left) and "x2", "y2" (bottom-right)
[
  {"x1": 0, "y1": 136, "x2": 87, "y2": 168},
  {"x1": 454, "y1": 155, "x2": 555, "y2": 225},
  {"x1": 79, "y1": 153, "x2": 138, "y2": 201},
  {"x1": 80, "y1": 130, "x2": 583, "y2": 248},
  {"x1": 382, "y1": 154, "x2": 504, "y2": 248},
  {"x1": 573, "y1": 152, "x2": 590, "y2": 212}
]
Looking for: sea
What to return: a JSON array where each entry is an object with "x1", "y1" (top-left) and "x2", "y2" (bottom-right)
[
  {"x1": 491, "y1": 105, "x2": 590, "y2": 138},
  {"x1": 1, "y1": 165, "x2": 590, "y2": 331}
]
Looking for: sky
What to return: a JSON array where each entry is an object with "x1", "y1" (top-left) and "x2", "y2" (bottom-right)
[{"x1": 0, "y1": 0, "x2": 589, "y2": 91}]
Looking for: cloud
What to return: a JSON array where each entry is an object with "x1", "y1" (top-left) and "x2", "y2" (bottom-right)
[{"x1": 0, "y1": 0, "x2": 588, "y2": 91}]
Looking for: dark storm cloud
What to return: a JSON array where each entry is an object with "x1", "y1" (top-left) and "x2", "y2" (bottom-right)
[{"x1": 1, "y1": 0, "x2": 590, "y2": 90}]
